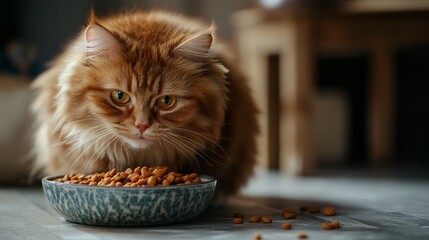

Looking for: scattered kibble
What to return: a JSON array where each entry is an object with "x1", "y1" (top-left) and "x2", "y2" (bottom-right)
[
  {"x1": 331, "y1": 220, "x2": 340, "y2": 229},
  {"x1": 282, "y1": 210, "x2": 297, "y2": 219},
  {"x1": 248, "y1": 216, "x2": 262, "y2": 223},
  {"x1": 254, "y1": 233, "x2": 262, "y2": 240},
  {"x1": 281, "y1": 223, "x2": 292, "y2": 230},
  {"x1": 323, "y1": 207, "x2": 336, "y2": 216},
  {"x1": 321, "y1": 222, "x2": 335, "y2": 230},
  {"x1": 233, "y1": 217, "x2": 244, "y2": 224},
  {"x1": 297, "y1": 233, "x2": 308, "y2": 239},
  {"x1": 261, "y1": 216, "x2": 272, "y2": 224},
  {"x1": 321, "y1": 220, "x2": 341, "y2": 230}
]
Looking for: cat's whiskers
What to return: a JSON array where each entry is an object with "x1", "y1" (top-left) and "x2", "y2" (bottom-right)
[
  {"x1": 159, "y1": 132, "x2": 203, "y2": 171},
  {"x1": 58, "y1": 125, "x2": 108, "y2": 149},
  {"x1": 66, "y1": 127, "x2": 112, "y2": 157},
  {"x1": 163, "y1": 131, "x2": 214, "y2": 169},
  {"x1": 155, "y1": 135, "x2": 175, "y2": 163},
  {"x1": 68, "y1": 129, "x2": 114, "y2": 171},
  {"x1": 116, "y1": 138, "x2": 131, "y2": 170},
  {"x1": 85, "y1": 134, "x2": 119, "y2": 173},
  {"x1": 49, "y1": 124, "x2": 106, "y2": 147},
  {"x1": 167, "y1": 127, "x2": 230, "y2": 164},
  {"x1": 160, "y1": 130, "x2": 228, "y2": 170},
  {"x1": 56, "y1": 118, "x2": 101, "y2": 140}
]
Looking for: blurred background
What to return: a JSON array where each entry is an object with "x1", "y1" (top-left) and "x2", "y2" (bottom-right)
[{"x1": 1, "y1": 0, "x2": 428, "y2": 179}]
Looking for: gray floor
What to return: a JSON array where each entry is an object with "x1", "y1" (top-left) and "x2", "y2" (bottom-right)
[{"x1": 1, "y1": 171, "x2": 429, "y2": 240}]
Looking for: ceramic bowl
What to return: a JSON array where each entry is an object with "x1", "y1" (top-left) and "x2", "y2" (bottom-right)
[{"x1": 42, "y1": 174, "x2": 216, "y2": 227}]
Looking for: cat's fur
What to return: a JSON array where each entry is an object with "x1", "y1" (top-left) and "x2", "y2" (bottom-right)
[{"x1": 32, "y1": 10, "x2": 258, "y2": 199}]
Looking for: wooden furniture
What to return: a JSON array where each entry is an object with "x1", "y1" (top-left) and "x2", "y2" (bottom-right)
[
  {"x1": 2, "y1": 173, "x2": 429, "y2": 239},
  {"x1": 231, "y1": 0, "x2": 429, "y2": 175}
]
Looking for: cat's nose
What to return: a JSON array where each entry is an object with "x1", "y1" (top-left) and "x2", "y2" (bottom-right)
[{"x1": 135, "y1": 123, "x2": 148, "y2": 133}]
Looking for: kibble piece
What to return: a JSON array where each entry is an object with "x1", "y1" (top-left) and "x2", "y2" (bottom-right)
[
  {"x1": 193, "y1": 177, "x2": 201, "y2": 183},
  {"x1": 331, "y1": 220, "x2": 340, "y2": 229},
  {"x1": 174, "y1": 177, "x2": 182, "y2": 184},
  {"x1": 182, "y1": 174, "x2": 191, "y2": 182},
  {"x1": 147, "y1": 176, "x2": 157, "y2": 186},
  {"x1": 248, "y1": 216, "x2": 262, "y2": 223},
  {"x1": 253, "y1": 233, "x2": 262, "y2": 240},
  {"x1": 233, "y1": 218, "x2": 243, "y2": 224},
  {"x1": 109, "y1": 168, "x2": 117, "y2": 177},
  {"x1": 166, "y1": 174, "x2": 175, "y2": 184},
  {"x1": 234, "y1": 212, "x2": 244, "y2": 218},
  {"x1": 131, "y1": 174, "x2": 140, "y2": 183},
  {"x1": 142, "y1": 170, "x2": 151, "y2": 178},
  {"x1": 162, "y1": 179, "x2": 170, "y2": 186},
  {"x1": 297, "y1": 233, "x2": 307, "y2": 239},
  {"x1": 261, "y1": 216, "x2": 272, "y2": 224},
  {"x1": 321, "y1": 222, "x2": 334, "y2": 230},
  {"x1": 321, "y1": 220, "x2": 341, "y2": 230},
  {"x1": 81, "y1": 180, "x2": 90, "y2": 184},
  {"x1": 125, "y1": 168, "x2": 133, "y2": 174},
  {"x1": 308, "y1": 206, "x2": 320, "y2": 213},
  {"x1": 323, "y1": 207, "x2": 336, "y2": 216},
  {"x1": 282, "y1": 210, "x2": 297, "y2": 219},
  {"x1": 136, "y1": 179, "x2": 147, "y2": 186},
  {"x1": 115, "y1": 182, "x2": 123, "y2": 187},
  {"x1": 90, "y1": 175, "x2": 100, "y2": 182},
  {"x1": 120, "y1": 172, "x2": 128, "y2": 179},
  {"x1": 281, "y1": 223, "x2": 292, "y2": 230},
  {"x1": 153, "y1": 168, "x2": 167, "y2": 178},
  {"x1": 134, "y1": 166, "x2": 142, "y2": 174}
]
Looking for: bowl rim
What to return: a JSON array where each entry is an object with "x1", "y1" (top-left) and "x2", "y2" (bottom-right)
[{"x1": 42, "y1": 174, "x2": 216, "y2": 190}]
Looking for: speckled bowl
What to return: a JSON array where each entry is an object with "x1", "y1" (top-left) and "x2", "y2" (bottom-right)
[{"x1": 42, "y1": 174, "x2": 216, "y2": 227}]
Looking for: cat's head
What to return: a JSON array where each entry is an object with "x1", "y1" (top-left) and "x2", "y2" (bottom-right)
[{"x1": 54, "y1": 12, "x2": 229, "y2": 163}]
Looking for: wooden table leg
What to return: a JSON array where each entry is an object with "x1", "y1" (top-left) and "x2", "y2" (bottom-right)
[
  {"x1": 279, "y1": 18, "x2": 315, "y2": 176},
  {"x1": 369, "y1": 39, "x2": 394, "y2": 167}
]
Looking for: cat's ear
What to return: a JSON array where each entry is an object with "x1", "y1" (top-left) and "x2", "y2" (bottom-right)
[
  {"x1": 85, "y1": 24, "x2": 123, "y2": 63},
  {"x1": 174, "y1": 32, "x2": 213, "y2": 60}
]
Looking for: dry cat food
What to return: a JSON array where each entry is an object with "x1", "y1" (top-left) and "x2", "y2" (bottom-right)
[
  {"x1": 323, "y1": 206, "x2": 336, "y2": 216},
  {"x1": 281, "y1": 222, "x2": 292, "y2": 230},
  {"x1": 53, "y1": 166, "x2": 201, "y2": 187},
  {"x1": 261, "y1": 216, "x2": 272, "y2": 224},
  {"x1": 233, "y1": 217, "x2": 244, "y2": 224},
  {"x1": 248, "y1": 216, "x2": 262, "y2": 223},
  {"x1": 282, "y1": 210, "x2": 297, "y2": 219},
  {"x1": 253, "y1": 233, "x2": 262, "y2": 240},
  {"x1": 321, "y1": 220, "x2": 341, "y2": 230},
  {"x1": 297, "y1": 233, "x2": 308, "y2": 239}
]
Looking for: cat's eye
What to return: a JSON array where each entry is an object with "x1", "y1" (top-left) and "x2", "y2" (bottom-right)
[
  {"x1": 156, "y1": 95, "x2": 177, "y2": 110},
  {"x1": 111, "y1": 90, "x2": 131, "y2": 105}
]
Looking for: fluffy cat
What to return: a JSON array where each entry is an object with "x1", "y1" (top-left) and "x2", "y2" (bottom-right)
[{"x1": 32, "y1": 10, "x2": 258, "y2": 200}]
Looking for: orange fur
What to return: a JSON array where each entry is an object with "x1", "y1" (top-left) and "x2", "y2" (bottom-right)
[{"x1": 31, "y1": 10, "x2": 258, "y2": 200}]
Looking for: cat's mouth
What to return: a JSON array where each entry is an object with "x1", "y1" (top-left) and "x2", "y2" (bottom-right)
[{"x1": 125, "y1": 135, "x2": 153, "y2": 149}]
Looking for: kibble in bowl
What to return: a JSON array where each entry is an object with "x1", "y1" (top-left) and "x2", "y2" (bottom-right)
[{"x1": 42, "y1": 166, "x2": 216, "y2": 227}]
